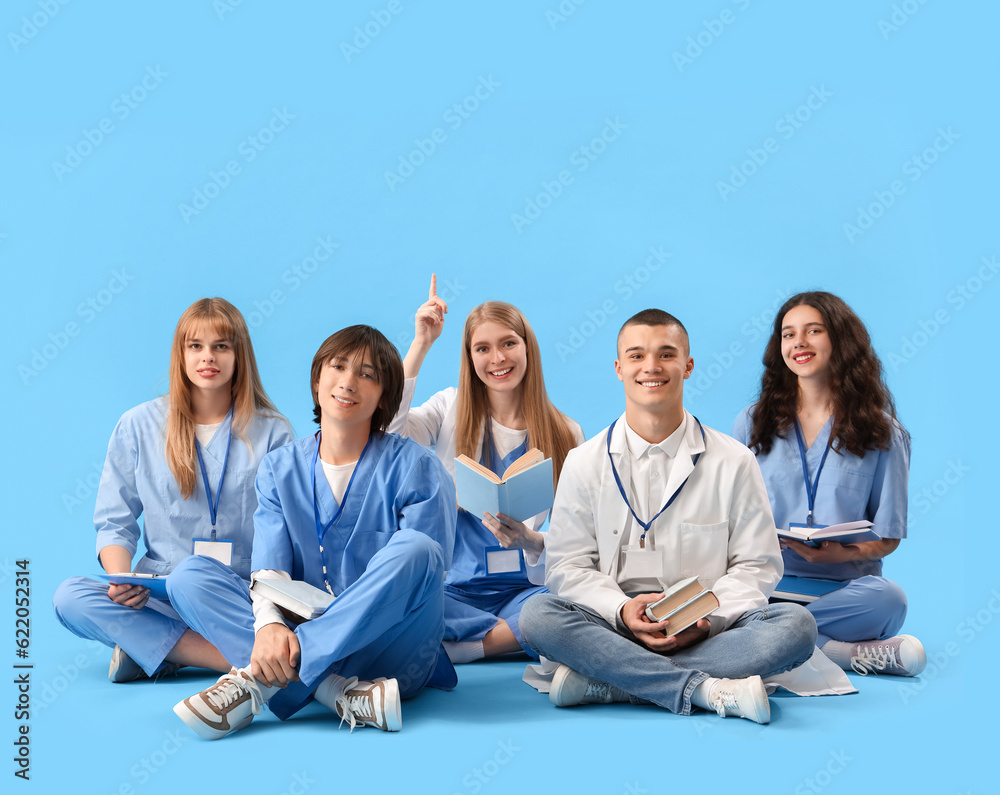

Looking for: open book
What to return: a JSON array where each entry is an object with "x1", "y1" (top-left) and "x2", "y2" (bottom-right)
[
  {"x1": 250, "y1": 578, "x2": 335, "y2": 622},
  {"x1": 454, "y1": 449, "x2": 554, "y2": 522},
  {"x1": 778, "y1": 520, "x2": 880, "y2": 548},
  {"x1": 644, "y1": 576, "x2": 719, "y2": 636},
  {"x1": 98, "y1": 572, "x2": 169, "y2": 601}
]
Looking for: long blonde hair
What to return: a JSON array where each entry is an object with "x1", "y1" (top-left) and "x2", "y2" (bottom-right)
[
  {"x1": 455, "y1": 302, "x2": 577, "y2": 482},
  {"x1": 165, "y1": 298, "x2": 281, "y2": 498}
]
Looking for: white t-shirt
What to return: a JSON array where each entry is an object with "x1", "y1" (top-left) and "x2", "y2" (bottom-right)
[
  {"x1": 195, "y1": 421, "x2": 222, "y2": 447},
  {"x1": 489, "y1": 418, "x2": 528, "y2": 460}
]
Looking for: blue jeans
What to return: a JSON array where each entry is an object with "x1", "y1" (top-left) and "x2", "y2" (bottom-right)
[{"x1": 520, "y1": 594, "x2": 817, "y2": 715}]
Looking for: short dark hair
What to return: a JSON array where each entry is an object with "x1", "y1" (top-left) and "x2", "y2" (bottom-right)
[
  {"x1": 310, "y1": 325, "x2": 404, "y2": 434},
  {"x1": 617, "y1": 308, "x2": 690, "y2": 355}
]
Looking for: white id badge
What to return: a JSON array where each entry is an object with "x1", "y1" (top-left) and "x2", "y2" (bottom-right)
[
  {"x1": 484, "y1": 546, "x2": 525, "y2": 575},
  {"x1": 620, "y1": 544, "x2": 663, "y2": 580},
  {"x1": 193, "y1": 539, "x2": 234, "y2": 566}
]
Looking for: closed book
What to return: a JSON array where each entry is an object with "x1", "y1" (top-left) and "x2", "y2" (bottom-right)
[
  {"x1": 771, "y1": 576, "x2": 848, "y2": 604},
  {"x1": 250, "y1": 578, "x2": 335, "y2": 621},
  {"x1": 644, "y1": 576, "x2": 719, "y2": 636},
  {"x1": 454, "y1": 449, "x2": 554, "y2": 522},
  {"x1": 778, "y1": 519, "x2": 881, "y2": 547}
]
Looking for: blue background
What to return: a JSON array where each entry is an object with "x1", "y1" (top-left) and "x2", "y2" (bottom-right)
[{"x1": 3, "y1": 1, "x2": 994, "y2": 792}]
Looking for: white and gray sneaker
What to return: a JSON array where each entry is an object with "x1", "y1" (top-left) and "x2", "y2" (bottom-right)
[
  {"x1": 109, "y1": 645, "x2": 180, "y2": 683},
  {"x1": 173, "y1": 668, "x2": 271, "y2": 740},
  {"x1": 707, "y1": 676, "x2": 771, "y2": 725},
  {"x1": 549, "y1": 664, "x2": 630, "y2": 707},
  {"x1": 849, "y1": 635, "x2": 926, "y2": 677},
  {"x1": 335, "y1": 677, "x2": 401, "y2": 732}
]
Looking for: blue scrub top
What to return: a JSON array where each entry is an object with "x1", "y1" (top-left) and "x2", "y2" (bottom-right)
[
  {"x1": 94, "y1": 398, "x2": 294, "y2": 580},
  {"x1": 732, "y1": 405, "x2": 910, "y2": 581},
  {"x1": 251, "y1": 431, "x2": 457, "y2": 595}
]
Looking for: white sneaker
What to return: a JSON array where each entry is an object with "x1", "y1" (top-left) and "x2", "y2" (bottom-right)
[
  {"x1": 849, "y1": 635, "x2": 926, "y2": 677},
  {"x1": 109, "y1": 645, "x2": 180, "y2": 683},
  {"x1": 707, "y1": 676, "x2": 770, "y2": 725},
  {"x1": 173, "y1": 668, "x2": 269, "y2": 740},
  {"x1": 549, "y1": 664, "x2": 630, "y2": 707},
  {"x1": 335, "y1": 677, "x2": 401, "y2": 732}
]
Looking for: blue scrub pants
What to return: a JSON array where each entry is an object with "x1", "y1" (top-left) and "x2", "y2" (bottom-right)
[
  {"x1": 52, "y1": 577, "x2": 189, "y2": 677},
  {"x1": 167, "y1": 529, "x2": 457, "y2": 720},
  {"x1": 520, "y1": 594, "x2": 817, "y2": 715},
  {"x1": 444, "y1": 584, "x2": 546, "y2": 658},
  {"x1": 802, "y1": 575, "x2": 908, "y2": 647}
]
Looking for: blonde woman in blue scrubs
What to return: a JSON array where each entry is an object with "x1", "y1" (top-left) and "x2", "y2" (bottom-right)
[
  {"x1": 732, "y1": 291, "x2": 925, "y2": 677},
  {"x1": 53, "y1": 298, "x2": 292, "y2": 682}
]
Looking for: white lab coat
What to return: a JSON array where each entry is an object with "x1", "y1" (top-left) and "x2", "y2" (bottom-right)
[{"x1": 545, "y1": 410, "x2": 783, "y2": 635}]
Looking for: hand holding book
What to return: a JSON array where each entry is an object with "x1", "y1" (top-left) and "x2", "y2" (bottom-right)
[{"x1": 620, "y1": 592, "x2": 712, "y2": 653}]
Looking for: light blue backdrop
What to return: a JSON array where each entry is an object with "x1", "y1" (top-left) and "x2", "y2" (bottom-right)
[{"x1": 3, "y1": 1, "x2": 993, "y2": 793}]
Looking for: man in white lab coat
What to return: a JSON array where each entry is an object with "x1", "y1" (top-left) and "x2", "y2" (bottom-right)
[{"x1": 519, "y1": 309, "x2": 817, "y2": 724}]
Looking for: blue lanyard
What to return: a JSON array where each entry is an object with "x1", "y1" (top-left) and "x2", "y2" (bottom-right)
[
  {"x1": 195, "y1": 410, "x2": 234, "y2": 541},
  {"x1": 606, "y1": 417, "x2": 705, "y2": 547},
  {"x1": 483, "y1": 420, "x2": 529, "y2": 476},
  {"x1": 311, "y1": 432, "x2": 371, "y2": 547},
  {"x1": 792, "y1": 420, "x2": 831, "y2": 528}
]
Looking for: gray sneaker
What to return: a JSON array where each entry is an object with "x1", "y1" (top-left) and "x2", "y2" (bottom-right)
[
  {"x1": 109, "y1": 645, "x2": 181, "y2": 683},
  {"x1": 549, "y1": 664, "x2": 630, "y2": 707},
  {"x1": 849, "y1": 635, "x2": 926, "y2": 677}
]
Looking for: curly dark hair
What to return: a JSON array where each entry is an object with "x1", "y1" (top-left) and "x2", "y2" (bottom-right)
[{"x1": 748, "y1": 291, "x2": 902, "y2": 457}]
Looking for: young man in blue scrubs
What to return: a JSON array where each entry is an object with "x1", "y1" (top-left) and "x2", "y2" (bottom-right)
[
  {"x1": 519, "y1": 310, "x2": 817, "y2": 724},
  {"x1": 169, "y1": 325, "x2": 457, "y2": 739}
]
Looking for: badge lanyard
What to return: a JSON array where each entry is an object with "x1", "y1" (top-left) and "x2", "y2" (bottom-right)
[
  {"x1": 792, "y1": 420, "x2": 831, "y2": 528},
  {"x1": 481, "y1": 421, "x2": 530, "y2": 575},
  {"x1": 195, "y1": 410, "x2": 234, "y2": 542},
  {"x1": 311, "y1": 431, "x2": 371, "y2": 593},
  {"x1": 606, "y1": 417, "x2": 705, "y2": 548}
]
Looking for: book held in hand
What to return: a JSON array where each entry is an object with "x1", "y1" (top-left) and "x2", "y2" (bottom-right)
[
  {"x1": 779, "y1": 519, "x2": 881, "y2": 548},
  {"x1": 97, "y1": 572, "x2": 169, "y2": 601},
  {"x1": 250, "y1": 578, "x2": 335, "y2": 622},
  {"x1": 644, "y1": 576, "x2": 719, "y2": 636},
  {"x1": 454, "y1": 449, "x2": 554, "y2": 522}
]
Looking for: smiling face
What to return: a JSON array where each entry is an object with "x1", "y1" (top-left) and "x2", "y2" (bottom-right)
[
  {"x1": 615, "y1": 323, "x2": 693, "y2": 417},
  {"x1": 469, "y1": 320, "x2": 528, "y2": 396},
  {"x1": 183, "y1": 322, "x2": 236, "y2": 396},
  {"x1": 313, "y1": 351, "x2": 384, "y2": 432},
  {"x1": 780, "y1": 304, "x2": 832, "y2": 383}
]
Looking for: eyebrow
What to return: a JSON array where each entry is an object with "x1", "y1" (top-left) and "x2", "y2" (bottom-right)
[
  {"x1": 188, "y1": 336, "x2": 230, "y2": 343},
  {"x1": 472, "y1": 334, "x2": 519, "y2": 346},
  {"x1": 623, "y1": 344, "x2": 680, "y2": 354},
  {"x1": 780, "y1": 322, "x2": 825, "y2": 331},
  {"x1": 331, "y1": 356, "x2": 377, "y2": 372}
]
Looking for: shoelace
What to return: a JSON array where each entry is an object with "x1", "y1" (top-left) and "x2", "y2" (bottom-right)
[
  {"x1": 709, "y1": 688, "x2": 739, "y2": 717},
  {"x1": 205, "y1": 670, "x2": 265, "y2": 715},
  {"x1": 335, "y1": 677, "x2": 373, "y2": 732},
  {"x1": 584, "y1": 682, "x2": 613, "y2": 701},
  {"x1": 850, "y1": 642, "x2": 900, "y2": 676}
]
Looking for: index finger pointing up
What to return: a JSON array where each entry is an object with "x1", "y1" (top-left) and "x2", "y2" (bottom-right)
[{"x1": 429, "y1": 273, "x2": 437, "y2": 299}]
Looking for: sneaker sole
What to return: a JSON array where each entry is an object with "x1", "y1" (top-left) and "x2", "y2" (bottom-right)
[
  {"x1": 549, "y1": 665, "x2": 576, "y2": 707},
  {"x1": 897, "y1": 635, "x2": 927, "y2": 677},
  {"x1": 742, "y1": 676, "x2": 771, "y2": 725},
  {"x1": 375, "y1": 678, "x2": 402, "y2": 732},
  {"x1": 172, "y1": 698, "x2": 250, "y2": 741}
]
